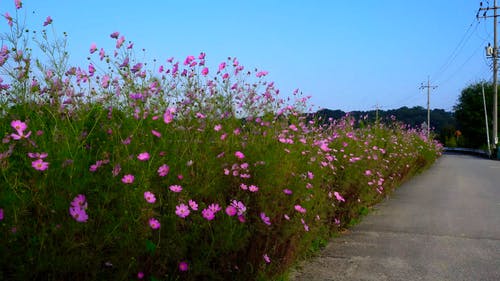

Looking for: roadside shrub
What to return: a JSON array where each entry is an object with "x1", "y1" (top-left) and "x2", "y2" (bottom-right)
[{"x1": 0, "y1": 2, "x2": 442, "y2": 280}]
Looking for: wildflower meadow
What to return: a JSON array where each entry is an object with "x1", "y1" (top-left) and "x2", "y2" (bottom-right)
[{"x1": 0, "y1": 1, "x2": 442, "y2": 280}]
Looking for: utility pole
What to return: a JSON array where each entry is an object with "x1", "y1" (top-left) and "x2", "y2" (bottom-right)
[
  {"x1": 420, "y1": 76, "x2": 437, "y2": 140},
  {"x1": 478, "y1": 0, "x2": 499, "y2": 158},
  {"x1": 482, "y1": 83, "x2": 492, "y2": 156}
]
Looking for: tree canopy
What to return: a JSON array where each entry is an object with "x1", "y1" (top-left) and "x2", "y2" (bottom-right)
[{"x1": 453, "y1": 82, "x2": 494, "y2": 149}]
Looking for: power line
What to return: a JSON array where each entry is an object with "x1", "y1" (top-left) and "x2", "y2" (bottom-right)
[
  {"x1": 438, "y1": 42, "x2": 485, "y2": 86},
  {"x1": 432, "y1": 19, "x2": 479, "y2": 82}
]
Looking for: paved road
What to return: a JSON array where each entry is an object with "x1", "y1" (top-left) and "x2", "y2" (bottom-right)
[{"x1": 290, "y1": 154, "x2": 500, "y2": 281}]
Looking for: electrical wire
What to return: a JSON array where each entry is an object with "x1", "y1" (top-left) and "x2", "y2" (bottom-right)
[
  {"x1": 439, "y1": 43, "x2": 485, "y2": 86},
  {"x1": 432, "y1": 19, "x2": 479, "y2": 83}
]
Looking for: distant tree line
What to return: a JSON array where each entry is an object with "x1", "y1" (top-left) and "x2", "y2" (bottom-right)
[
  {"x1": 309, "y1": 81, "x2": 498, "y2": 150},
  {"x1": 310, "y1": 107, "x2": 456, "y2": 145}
]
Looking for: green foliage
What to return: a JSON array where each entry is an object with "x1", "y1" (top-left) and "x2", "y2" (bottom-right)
[
  {"x1": 454, "y1": 82, "x2": 495, "y2": 148},
  {"x1": 0, "y1": 2, "x2": 442, "y2": 280},
  {"x1": 0, "y1": 103, "x2": 441, "y2": 280}
]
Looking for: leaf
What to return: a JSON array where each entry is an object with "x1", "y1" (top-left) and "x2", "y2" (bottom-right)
[{"x1": 145, "y1": 239, "x2": 156, "y2": 254}]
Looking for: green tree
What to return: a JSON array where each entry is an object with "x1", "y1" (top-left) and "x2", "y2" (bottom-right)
[{"x1": 453, "y1": 82, "x2": 495, "y2": 148}]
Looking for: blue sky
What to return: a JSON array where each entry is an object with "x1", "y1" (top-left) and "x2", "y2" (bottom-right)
[{"x1": 2, "y1": 0, "x2": 493, "y2": 111}]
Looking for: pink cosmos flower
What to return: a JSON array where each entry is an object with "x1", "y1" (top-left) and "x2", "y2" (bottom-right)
[
  {"x1": 10, "y1": 120, "x2": 31, "y2": 140},
  {"x1": 184, "y1": 55, "x2": 195, "y2": 65},
  {"x1": 188, "y1": 199, "x2": 198, "y2": 211},
  {"x1": 32, "y1": 159, "x2": 49, "y2": 171},
  {"x1": 137, "y1": 272, "x2": 144, "y2": 279},
  {"x1": 99, "y1": 48, "x2": 105, "y2": 60},
  {"x1": 69, "y1": 194, "x2": 88, "y2": 222},
  {"x1": 11, "y1": 120, "x2": 27, "y2": 133},
  {"x1": 175, "y1": 204, "x2": 190, "y2": 218},
  {"x1": 69, "y1": 206, "x2": 88, "y2": 222},
  {"x1": 218, "y1": 62, "x2": 226, "y2": 72},
  {"x1": 89, "y1": 163, "x2": 99, "y2": 172},
  {"x1": 231, "y1": 200, "x2": 246, "y2": 216},
  {"x1": 131, "y1": 63, "x2": 143, "y2": 73},
  {"x1": 307, "y1": 171, "x2": 314, "y2": 179},
  {"x1": 89, "y1": 43, "x2": 97, "y2": 54},
  {"x1": 27, "y1": 152, "x2": 48, "y2": 159},
  {"x1": 149, "y1": 218, "x2": 160, "y2": 229},
  {"x1": 235, "y1": 151, "x2": 245, "y2": 159},
  {"x1": 172, "y1": 62, "x2": 179, "y2": 74},
  {"x1": 157, "y1": 164, "x2": 170, "y2": 177},
  {"x1": 137, "y1": 152, "x2": 150, "y2": 161},
  {"x1": 179, "y1": 261, "x2": 188, "y2": 271},
  {"x1": 226, "y1": 205, "x2": 237, "y2": 216},
  {"x1": 201, "y1": 67, "x2": 209, "y2": 76},
  {"x1": 263, "y1": 254, "x2": 271, "y2": 264},
  {"x1": 240, "y1": 183, "x2": 248, "y2": 190},
  {"x1": 144, "y1": 191, "x2": 156, "y2": 203},
  {"x1": 116, "y1": 36, "x2": 125, "y2": 48},
  {"x1": 88, "y1": 63, "x2": 95, "y2": 76},
  {"x1": 4, "y1": 12, "x2": 13, "y2": 27},
  {"x1": 260, "y1": 212, "x2": 271, "y2": 225},
  {"x1": 214, "y1": 124, "x2": 222, "y2": 131},
  {"x1": 334, "y1": 191, "x2": 345, "y2": 202},
  {"x1": 0, "y1": 208, "x2": 4, "y2": 221},
  {"x1": 283, "y1": 189, "x2": 293, "y2": 195},
  {"x1": 256, "y1": 71, "x2": 268, "y2": 78},
  {"x1": 208, "y1": 203, "x2": 221, "y2": 213},
  {"x1": 202, "y1": 208, "x2": 215, "y2": 220},
  {"x1": 151, "y1": 130, "x2": 161, "y2": 138},
  {"x1": 163, "y1": 108, "x2": 175, "y2": 124},
  {"x1": 71, "y1": 194, "x2": 87, "y2": 209},
  {"x1": 110, "y1": 31, "x2": 119, "y2": 39},
  {"x1": 101, "y1": 74, "x2": 110, "y2": 88},
  {"x1": 112, "y1": 164, "x2": 121, "y2": 177},
  {"x1": 303, "y1": 222, "x2": 309, "y2": 232},
  {"x1": 15, "y1": 0, "x2": 22, "y2": 9},
  {"x1": 364, "y1": 170, "x2": 372, "y2": 176},
  {"x1": 294, "y1": 205, "x2": 306, "y2": 213},
  {"x1": 248, "y1": 185, "x2": 259, "y2": 192},
  {"x1": 169, "y1": 185, "x2": 182, "y2": 193},
  {"x1": 43, "y1": 16, "x2": 52, "y2": 26},
  {"x1": 122, "y1": 174, "x2": 134, "y2": 184},
  {"x1": 69, "y1": 204, "x2": 88, "y2": 221}
]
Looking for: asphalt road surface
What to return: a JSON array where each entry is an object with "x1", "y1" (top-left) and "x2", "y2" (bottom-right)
[{"x1": 290, "y1": 154, "x2": 500, "y2": 281}]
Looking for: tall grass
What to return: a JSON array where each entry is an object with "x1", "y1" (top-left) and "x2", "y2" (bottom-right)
[{"x1": 0, "y1": 1, "x2": 442, "y2": 280}]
